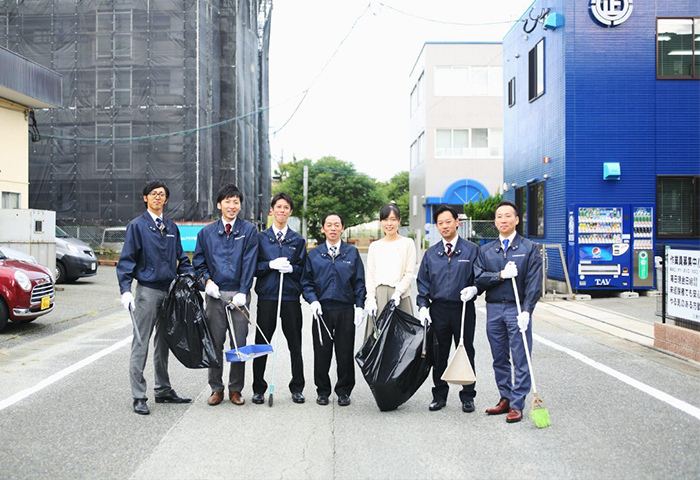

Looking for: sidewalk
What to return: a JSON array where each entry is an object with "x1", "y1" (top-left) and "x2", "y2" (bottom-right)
[{"x1": 537, "y1": 299, "x2": 655, "y2": 348}]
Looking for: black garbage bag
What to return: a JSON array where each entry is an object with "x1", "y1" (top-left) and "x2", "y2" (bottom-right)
[
  {"x1": 355, "y1": 302, "x2": 438, "y2": 411},
  {"x1": 160, "y1": 273, "x2": 220, "y2": 369}
]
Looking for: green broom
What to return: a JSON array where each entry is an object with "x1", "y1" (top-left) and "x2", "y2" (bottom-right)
[{"x1": 512, "y1": 278, "x2": 551, "y2": 428}]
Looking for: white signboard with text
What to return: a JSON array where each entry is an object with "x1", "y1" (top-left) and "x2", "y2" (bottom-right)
[{"x1": 667, "y1": 248, "x2": 700, "y2": 323}]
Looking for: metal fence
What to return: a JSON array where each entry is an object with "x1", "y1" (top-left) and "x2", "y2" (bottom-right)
[{"x1": 459, "y1": 220, "x2": 499, "y2": 245}]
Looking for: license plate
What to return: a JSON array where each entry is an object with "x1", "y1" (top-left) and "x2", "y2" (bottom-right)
[
  {"x1": 91, "y1": 263, "x2": 96, "y2": 271},
  {"x1": 41, "y1": 296, "x2": 50, "y2": 310}
]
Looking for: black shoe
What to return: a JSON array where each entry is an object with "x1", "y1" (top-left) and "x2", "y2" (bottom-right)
[
  {"x1": 337, "y1": 394, "x2": 351, "y2": 406},
  {"x1": 252, "y1": 393, "x2": 265, "y2": 404},
  {"x1": 429, "y1": 400, "x2": 446, "y2": 411},
  {"x1": 155, "y1": 390, "x2": 191, "y2": 404},
  {"x1": 462, "y1": 399, "x2": 475, "y2": 413},
  {"x1": 316, "y1": 395, "x2": 329, "y2": 406},
  {"x1": 292, "y1": 392, "x2": 305, "y2": 404},
  {"x1": 133, "y1": 398, "x2": 149, "y2": 415}
]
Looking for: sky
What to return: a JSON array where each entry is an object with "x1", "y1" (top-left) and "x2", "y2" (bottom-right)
[{"x1": 268, "y1": 0, "x2": 533, "y2": 182}]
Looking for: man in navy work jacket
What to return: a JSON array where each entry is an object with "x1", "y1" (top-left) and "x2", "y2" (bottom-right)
[
  {"x1": 193, "y1": 183, "x2": 259, "y2": 407},
  {"x1": 117, "y1": 180, "x2": 194, "y2": 415},
  {"x1": 252, "y1": 192, "x2": 308, "y2": 405},
  {"x1": 417, "y1": 205, "x2": 480, "y2": 414},
  {"x1": 302, "y1": 212, "x2": 366, "y2": 407},
  {"x1": 474, "y1": 200, "x2": 543, "y2": 423}
]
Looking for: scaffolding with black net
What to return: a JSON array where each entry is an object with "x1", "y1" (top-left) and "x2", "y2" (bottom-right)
[{"x1": 0, "y1": 0, "x2": 272, "y2": 228}]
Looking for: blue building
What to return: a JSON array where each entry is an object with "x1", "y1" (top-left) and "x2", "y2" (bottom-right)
[{"x1": 503, "y1": 0, "x2": 699, "y2": 291}]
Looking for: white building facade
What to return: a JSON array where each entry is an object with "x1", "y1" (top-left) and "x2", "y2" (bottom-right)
[{"x1": 408, "y1": 42, "x2": 504, "y2": 234}]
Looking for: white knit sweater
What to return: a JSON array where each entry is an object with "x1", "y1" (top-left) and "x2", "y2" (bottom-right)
[{"x1": 365, "y1": 236, "x2": 416, "y2": 301}]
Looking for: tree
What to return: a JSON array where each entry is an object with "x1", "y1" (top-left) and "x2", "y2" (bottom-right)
[
  {"x1": 275, "y1": 156, "x2": 386, "y2": 242},
  {"x1": 463, "y1": 191, "x2": 503, "y2": 220},
  {"x1": 381, "y1": 171, "x2": 409, "y2": 226}
]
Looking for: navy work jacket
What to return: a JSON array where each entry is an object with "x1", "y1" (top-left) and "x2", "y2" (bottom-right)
[
  {"x1": 117, "y1": 211, "x2": 193, "y2": 294},
  {"x1": 255, "y1": 227, "x2": 307, "y2": 301},
  {"x1": 192, "y1": 218, "x2": 259, "y2": 294},
  {"x1": 302, "y1": 241, "x2": 366, "y2": 310},
  {"x1": 474, "y1": 233, "x2": 543, "y2": 314},
  {"x1": 416, "y1": 236, "x2": 479, "y2": 309}
]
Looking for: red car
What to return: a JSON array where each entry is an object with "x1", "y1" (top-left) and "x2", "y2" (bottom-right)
[{"x1": 0, "y1": 250, "x2": 55, "y2": 332}]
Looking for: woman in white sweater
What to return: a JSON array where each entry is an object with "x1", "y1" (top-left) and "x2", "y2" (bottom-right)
[{"x1": 364, "y1": 203, "x2": 417, "y2": 340}]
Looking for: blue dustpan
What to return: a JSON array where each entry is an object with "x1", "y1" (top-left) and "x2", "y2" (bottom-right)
[
  {"x1": 225, "y1": 344, "x2": 273, "y2": 362},
  {"x1": 224, "y1": 304, "x2": 274, "y2": 363}
]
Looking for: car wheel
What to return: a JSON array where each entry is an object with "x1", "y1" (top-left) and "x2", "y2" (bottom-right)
[
  {"x1": 0, "y1": 298, "x2": 8, "y2": 332},
  {"x1": 56, "y1": 261, "x2": 66, "y2": 284}
]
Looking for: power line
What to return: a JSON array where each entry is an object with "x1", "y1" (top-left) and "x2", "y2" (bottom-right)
[
  {"x1": 271, "y1": 3, "x2": 372, "y2": 136},
  {"x1": 378, "y1": 2, "x2": 518, "y2": 27},
  {"x1": 44, "y1": 106, "x2": 270, "y2": 143}
]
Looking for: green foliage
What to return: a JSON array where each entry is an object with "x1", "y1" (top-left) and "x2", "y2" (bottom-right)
[
  {"x1": 381, "y1": 171, "x2": 409, "y2": 226},
  {"x1": 463, "y1": 191, "x2": 503, "y2": 220},
  {"x1": 275, "y1": 156, "x2": 386, "y2": 242}
]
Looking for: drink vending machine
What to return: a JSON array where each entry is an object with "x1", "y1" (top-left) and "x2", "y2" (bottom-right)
[{"x1": 567, "y1": 204, "x2": 655, "y2": 290}]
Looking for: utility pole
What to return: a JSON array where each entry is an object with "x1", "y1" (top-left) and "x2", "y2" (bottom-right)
[{"x1": 302, "y1": 165, "x2": 308, "y2": 242}]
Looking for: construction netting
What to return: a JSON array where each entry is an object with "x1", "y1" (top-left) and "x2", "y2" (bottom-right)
[{"x1": 0, "y1": 0, "x2": 272, "y2": 227}]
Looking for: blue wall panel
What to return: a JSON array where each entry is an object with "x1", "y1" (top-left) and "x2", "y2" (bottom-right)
[{"x1": 504, "y1": 0, "x2": 700, "y2": 284}]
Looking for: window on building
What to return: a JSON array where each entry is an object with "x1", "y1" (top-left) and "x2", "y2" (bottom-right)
[
  {"x1": 410, "y1": 85, "x2": 418, "y2": 115},
  {"x1": 508, "y1": 78, "x2": 516, "y2": 107},
  {"x1": 435, "y1": 128, "x2": 502, "y2": 158},
  {"x1": 528, "y1": 39, "x2": 545, "y2": 102},
  {"x1": 434, "y1": 66, "x2": 502, "y2": 97},
  {"x1": 417, "y1": 132, "x2": 425, "y2": 164},
  {"x1": 657, "y1": 18, "x2": 700, "y2": 79},
  {"x1": 436, "y1": 129, "x2": 468, "y2": 157},
  {"x1": 1, "y1": 192, "x2": 20, "y2": 209},
  {"x1": 490, "y1": 129, "x2": 503, "y2": 157},
  {"x1": 418, "y1": 71, "x2": 425, "y2": 105},
  {"x1": 95, "y1": 123, "x2": 132, "y2": 173},
  {"x1": 410, "y1": 140, "x2": 418, "y2": 169},
  {"x1": 515, "y1": 186, "x2": 527, "y2": 236},
  {"x1": 412, "y1": 195, "x2": 418, "y2": 217},
  {"x1": 527, "y1": 181, "x2": 545, "y2": 238},
  {"x1": 657, "y1": 176, "x2": 699, "y2": 238}
]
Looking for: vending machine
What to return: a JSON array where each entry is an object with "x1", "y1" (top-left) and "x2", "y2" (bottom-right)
[{"x1": 567, "y1": 204, "x2": 655, "y2": 290}]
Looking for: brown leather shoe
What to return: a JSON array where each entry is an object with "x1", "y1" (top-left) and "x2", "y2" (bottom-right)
[
  {"x1": 207, "y1": 391, "x2": 224, "y2": 406},
  {"x1": 506, "y1": 408, "x2": 523, "y2": 423},
  {"x1": 485, "y1": 398, "x2": 510, "y2": 415},
  {"x1": 229, "y1": 390, "x2": 245, "y2": 405}
]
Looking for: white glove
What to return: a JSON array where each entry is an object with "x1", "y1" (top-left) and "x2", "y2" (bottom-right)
[
  {"x1": 517, "y1": 311, "x2": 530, "y2": 332},
  {"x1": 354, "y1": 307, "x2": 365, "y2": 327},
  {"x1": 460, "y1": 286, "x2": 478, "y2": 303},
  {"x1": 205, "y1": 281, "x2": 221, "y2": 299},
  {"x1": 232, "y1": 293, "x2": 247, "y2": 307},
  {"x1": 269, "y1": 257, "x2": 289, "y2": 271},
  {"x1": 390, "y1": 291, "x2": 402, "y2": 305},
  {"x1": 121, "y1": 292, "x2": 134, "y2": 311},
  {"x1": 419, "y1": 307, "x2": 431, "y2": 325},
  {"x1": 501, "y1": 261, "x2": 518, "y2": 279},
  {"x1": 310, "y1": 301, "x2": 323, "y2": 318},
  {"x1": 278, "y1": 263, "x2": 293, "y2": 274},
  {"x1": 364, "y1": 297, "x2": 377, "y2": 317}
]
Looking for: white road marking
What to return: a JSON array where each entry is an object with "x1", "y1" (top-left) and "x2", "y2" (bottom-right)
[
  {"x1": 534, "y1": 334, "x2": 700, "y2": 422},
  {"x1": 0, "y1": 336, "x2": 131, "y2": 413},
  {"x1": 477, "y1": 304, "x2": 700, "y2": 421}
]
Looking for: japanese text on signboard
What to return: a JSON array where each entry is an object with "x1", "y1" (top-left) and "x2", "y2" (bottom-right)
[{"x1": 667, "y1": 248, "x2": 700, "y2": 323}]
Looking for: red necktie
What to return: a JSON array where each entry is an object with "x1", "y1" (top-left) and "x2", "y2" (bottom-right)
[
  {"x1": 225, "y1": 223, "x2": 232, "y2": 235},
  {"x1": 446, "y1": 242, "x2": 453, "y2": 256}
]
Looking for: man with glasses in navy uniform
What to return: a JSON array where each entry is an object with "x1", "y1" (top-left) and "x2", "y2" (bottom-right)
[{"x1": 117, "y1": 180, "x2": 194, "y2": 415}]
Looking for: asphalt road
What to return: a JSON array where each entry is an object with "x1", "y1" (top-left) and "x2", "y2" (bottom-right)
[{"x1": 1, "y1": 267, "x2": 699, "y2": 479}]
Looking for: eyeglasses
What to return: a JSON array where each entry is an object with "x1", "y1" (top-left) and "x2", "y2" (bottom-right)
[{"x1": 148, "y1": 192, "x2": 166, "y2": 199}]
